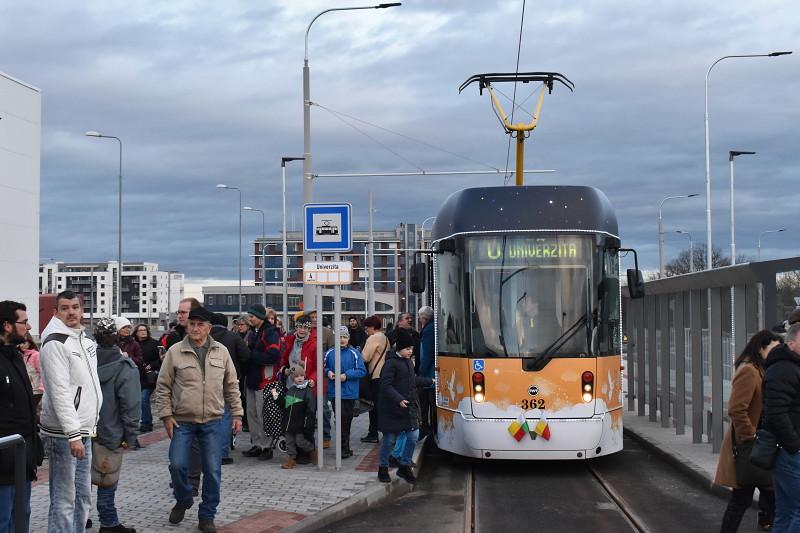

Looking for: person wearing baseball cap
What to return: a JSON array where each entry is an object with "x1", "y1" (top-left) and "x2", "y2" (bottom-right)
[{"x1": 154, "y1": 306, "x2": 243, "y2": 532}]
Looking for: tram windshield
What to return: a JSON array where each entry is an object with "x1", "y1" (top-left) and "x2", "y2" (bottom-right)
[{"x1": 467, "y1": 235, "x2": 593, "y2": 358}]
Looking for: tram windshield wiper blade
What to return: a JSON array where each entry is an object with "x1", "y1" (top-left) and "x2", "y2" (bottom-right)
[{"x1": 537, "y1": 313, "x2": 588, "y2": 361}]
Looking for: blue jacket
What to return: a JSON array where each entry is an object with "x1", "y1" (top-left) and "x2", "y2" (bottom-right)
[
  {"x1": 419, "y1": 320, "x2": 435, "y2": 388},
  {"x1": 323, "y1": 346, "x2": 366, "y2": 400}
]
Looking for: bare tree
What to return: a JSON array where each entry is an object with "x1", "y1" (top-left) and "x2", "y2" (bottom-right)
[{"x1": 662, "y1": 244, "x2": 730, "y2": 277}]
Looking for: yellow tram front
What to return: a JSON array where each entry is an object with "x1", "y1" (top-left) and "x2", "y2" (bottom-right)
[{"x1": 428, "y1": 185, "x2": 627, "y2": 460}]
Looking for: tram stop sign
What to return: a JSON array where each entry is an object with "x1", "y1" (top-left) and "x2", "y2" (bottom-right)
[{"x1": 304, "y1": 203, "x2": 352, "y2": 252}]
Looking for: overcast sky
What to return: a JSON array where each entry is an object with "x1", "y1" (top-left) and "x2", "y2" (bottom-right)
[{"x1": 2, "y1": 0, "x2": 798, "y2": 282}]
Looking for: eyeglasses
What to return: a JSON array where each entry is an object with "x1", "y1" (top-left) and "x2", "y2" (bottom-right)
[
  {"x1": 15, "y1": 320, "x2": 29, "y2": 325},
  {"x1": 177, "y1": 311, "x2": 189, "y2": 315}
]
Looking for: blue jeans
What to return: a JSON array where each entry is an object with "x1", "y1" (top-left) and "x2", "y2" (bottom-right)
[
  {"x1": 169, "y1": 419, "x2": 223, "y2": 520},
  {"x1": 0, "y1": 481, "x2": 31, "y2": 533},
  {"x1": 773, "y1": 449, "x2": 800, "y2": 532},
  {"x1": 379, "y1": 429, "x2": 418, "y2": 467},
  {"x1": 391, "y1": 432, "x2": 407, "y2": 458},
  {"x1": 140, "y1": 388, "x2": 154, "y2": 429},
  {"x1": 45, "y1": 436, "x2": 92, "y2": 533},
  {"x1": 220, "y1": 406, "x2": 232, "y2": 459},
  {"x1": 323, "y1": 400, "x2": 332, "y2": 440},
  {"x1": 96, "y1": 482, "x2": 119, "y2": 528}
]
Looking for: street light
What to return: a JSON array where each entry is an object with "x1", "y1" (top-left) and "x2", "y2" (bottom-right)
[
  {"x1": 675, "y1": 230, "x2": 694, "y2": 273},
  {"x1": 301, "y1": 2, "x2": 402, "y2": 310},
  {"x1": 85, "y1": 131, "x2": 123, "y2": 316},
  {"x1": 728, "y1": 150, "x2": 756, "y2": 266},
  {"x1": 282, "y1": 157, "x2": 305, "y2": 328},
  {"x1": 658, "y1": 194, "x2": 698, "y2": 277},
  {"x1": 217, "y1": 184, "x2": 243, "y2": 314},
  {"x1": 243, "y1": 206, "x2": 266, "y2": 307},
  {"x1": 704, "y1": 50, "x2": 792, "y2": 270},
  {"x1": 758, "y1": 228, "x2": 786, "y2": 261}
]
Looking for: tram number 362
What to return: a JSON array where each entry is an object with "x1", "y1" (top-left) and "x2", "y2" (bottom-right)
[{"x1": 520, "y1": 399, "x2": 546, "y2": 410}]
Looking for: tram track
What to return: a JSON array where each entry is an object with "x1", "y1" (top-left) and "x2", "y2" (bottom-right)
[
  {"x1": 466, "y1": 458, "x2": 653, "y2": 533},
  {"x1": 585, "y1": 460, "x2": 651, "y2": 533}
]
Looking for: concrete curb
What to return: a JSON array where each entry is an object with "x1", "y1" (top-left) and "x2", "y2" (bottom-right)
[
  {"x1": 623, "y1": 427, "x2": 732, "y2": 500},
  {"x1": 281, "y1": 437, "x2": 428, "y2": 533}
]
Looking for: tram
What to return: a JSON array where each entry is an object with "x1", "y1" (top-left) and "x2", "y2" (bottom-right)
[{"x1": 413, "y1": 184, "x2": 643, "y2": 460}]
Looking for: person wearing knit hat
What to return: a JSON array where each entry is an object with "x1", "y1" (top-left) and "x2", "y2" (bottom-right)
[
  {"x1": 323, "y1": 326, "x2": 366, "y2": 458},
  {"x1": 242, "y1": 306, "x2": 281, "y2": 460},
  {"x1": 246, "y1": 304, "x2": 267, "y2": 321},
  {"x1": 376, "y1": 329, "x2": 433, "y2": 485},
  {"x1": 280, "y1": 361, "x2": 317, "y2": 469}
]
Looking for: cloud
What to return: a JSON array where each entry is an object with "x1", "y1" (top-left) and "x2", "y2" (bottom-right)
[{"x1": 1, "y1": 0, "x2": 797, "y2": 279}]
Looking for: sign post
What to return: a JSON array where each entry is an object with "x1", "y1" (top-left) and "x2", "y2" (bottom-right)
[{"x1": 304, "y1": 203, "x2": 352, "y2": 471}]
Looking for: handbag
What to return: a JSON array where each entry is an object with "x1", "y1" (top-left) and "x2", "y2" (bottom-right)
[
  {"x1": 91, "y1": 441, "x2": 124, "y2": 488},
  {"x1": 731, "y1": 426, "x2": 772, "y2": 487},
  {"x1": 750, "y1": 428, "x2": 780, "y2": 471},
  {"x1": 143, "y1": 369, "x2": 159, "y2": 388},
  {"x1": 359, "y1": 337, "x2": 389, "y2": 401}
]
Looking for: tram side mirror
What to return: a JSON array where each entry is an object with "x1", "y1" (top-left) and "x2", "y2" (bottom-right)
[
  {"x1": 410, "y1": 262, "x2": 427, "y2": 294},
  {"x1": 626, "y1": 269, "x2": 645, "y2": 299}
]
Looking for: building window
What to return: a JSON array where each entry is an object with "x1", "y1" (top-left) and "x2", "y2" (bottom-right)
[
  {"x1": 227, "y1": 295, "x2": 233, "y2": 305},
  {"x1": 208, "y1": 295, "x2": 215, "y2": 305}
]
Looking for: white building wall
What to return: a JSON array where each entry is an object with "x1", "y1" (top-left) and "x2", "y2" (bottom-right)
[{"x1": 0, "y1": 72, "x2": 41, "y2": 334}]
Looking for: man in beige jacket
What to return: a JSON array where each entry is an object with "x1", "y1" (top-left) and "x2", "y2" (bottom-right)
[{"x1": 154, "y1": 306, "x2": 243, "y2": 533}]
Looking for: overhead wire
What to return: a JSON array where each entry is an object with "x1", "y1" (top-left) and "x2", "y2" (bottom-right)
[
  {"x1": 503, "y1": 0, "x2": 528, "y2": 185},
  {"x1": 312, "y1": 101, "x2": 500, "y2": 172},
  {"x1": 320, "y1": 104, "x2": 426, "y2": 172}
]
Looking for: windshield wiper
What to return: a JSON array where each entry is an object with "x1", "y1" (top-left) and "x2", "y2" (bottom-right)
[{"x1": 534, "y1": 312, "x2": 589, "y2": 367}]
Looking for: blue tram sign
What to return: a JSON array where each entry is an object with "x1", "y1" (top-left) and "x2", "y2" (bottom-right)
[{"x1": 303, "y1": 203, "x2": 352, "y2": 252}]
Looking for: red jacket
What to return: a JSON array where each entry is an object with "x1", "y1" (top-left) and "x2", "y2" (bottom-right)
[{"x1": 280, "y1": 329, "x2": 324, "y2": 395}]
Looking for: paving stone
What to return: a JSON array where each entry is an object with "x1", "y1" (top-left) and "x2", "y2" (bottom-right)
[{"x1": 29, "y1": 408, "x2": 379, "y2": 532}]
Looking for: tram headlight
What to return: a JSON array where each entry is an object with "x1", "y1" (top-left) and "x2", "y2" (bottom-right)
[
  {"x1": 472, "y1": 371, "x2": 486, "y2": 402},
  {"x1": 581, "y1": 370, "x2": 594, "y2": 403}
]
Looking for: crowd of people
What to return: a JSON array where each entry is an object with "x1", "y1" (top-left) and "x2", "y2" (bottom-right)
[
  {"x1": 715, "y1": 311, "x2": 800, "y2": 533},
  {"x1": 0, "y1": 292, "x2": 436, "y2": 533}
]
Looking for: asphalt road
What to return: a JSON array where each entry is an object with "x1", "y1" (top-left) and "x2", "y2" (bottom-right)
[{"x1": 322, "y1": 435, "x2": 760, "y2": 532}]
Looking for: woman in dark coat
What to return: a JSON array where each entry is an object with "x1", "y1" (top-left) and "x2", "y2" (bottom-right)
[
  {"x1": 377, "y1": 332, "x2": 432, "y2": 484},
  {"x1": 134, "y1": 324, "x2": 161, "y2": 433}
]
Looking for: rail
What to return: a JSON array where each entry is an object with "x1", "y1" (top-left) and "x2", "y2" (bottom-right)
[{"x1": 622, "y1": 256, "x2": 800, "y2": 453}]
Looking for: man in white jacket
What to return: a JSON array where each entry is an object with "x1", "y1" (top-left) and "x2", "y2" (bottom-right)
[{"x1": 39, "y1": 291, "x2": 103, "y2": 533}]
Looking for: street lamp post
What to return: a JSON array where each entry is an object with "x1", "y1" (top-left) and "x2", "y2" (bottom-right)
[
  {"x1": 301, "y1": 2, "x2": 402, "y2": 310},
  {"x1": 676, "y1": 230, "x2": 694, "y2": 273},
  {"x1": 281, "y1": 157, "x2": 305, "y2": 328},
  {"x1": 728, "y1": 150, "x2": 756, "y2": 266},
  {"x1": 658, "y1": 194, "x2": 698, "y2": 278},
  {"x1": 243, "y1": 206, "x2": 266, "y2": 307},
  {"x1": 758, "y1": 228, "x2": 787, "y2": 261},
  {"x1": 85, "y1": 131, "x2": 123, "y2": 316},
  {"x1": 704, "y1": 51, "x2": 792, "y2": 270},
  {"x1": 217, "y1": 184, "x2": 243, "y2": 314}
]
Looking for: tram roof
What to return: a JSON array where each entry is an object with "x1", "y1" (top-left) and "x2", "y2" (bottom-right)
[{"x1": 431, "y1": 185, "x2": 618, "y2": 240}]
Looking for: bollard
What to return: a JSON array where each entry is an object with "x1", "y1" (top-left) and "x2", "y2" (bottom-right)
[{"x1": 0, "y1": 434, "x2": 27, "y2": 533}]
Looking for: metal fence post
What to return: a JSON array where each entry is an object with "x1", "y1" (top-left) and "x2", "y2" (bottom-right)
[
  {"x1": 674, "y1": 291, "x2": 686, "y2": 434},
  {"x1": 659, "y1": 295, "x2": 671, "y2": 428},
  {"x1": 636, "y1": 297, "x2": 646, "y2": 417},
  {"x1": 710, "y1": 287, "x2": 724, "y2": 453},
  {"x1": 647, "y1": 296, "x2": 658, "y2": 421},
  {"x1": 690, "y1": 289, "x2": 704, "y2": 443},
  {"x1": 627, "y1": 298, "x2": 638, "y2": 412}
]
